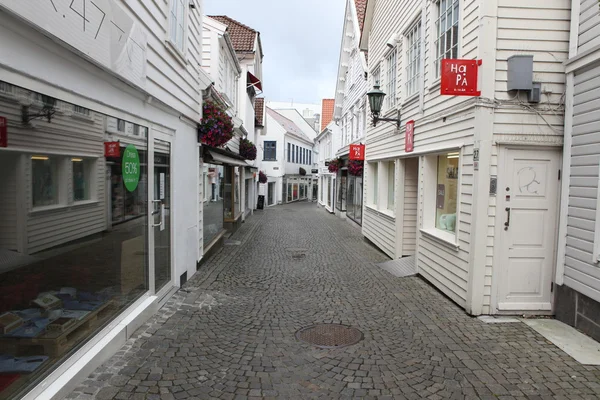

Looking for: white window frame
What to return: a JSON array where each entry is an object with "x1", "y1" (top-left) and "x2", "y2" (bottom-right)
[
  {"x1": 30, "y1": 155, "x2": 67, "y2": 211},
  {"x1": 368, "y1": 162, "x2": 378, "y2": 207},
  {"x1": 385, "y1": 49, "x2": 397, "y2": 110},
  {"x1": 420, "y1": 149, "x2": 462, "y2": 248},
  {"x1": 433, "y1": 0, "x2": 460, "y2": 79},
  {"x1": 71, "y1": 157, "x2": 97, "y2": 204},
  {"x1": 168, "y1": 0, "x2": 188, "y2": 55},
  {"x1": 404, "y1": 18, "x2": 422, "y2": 99}
]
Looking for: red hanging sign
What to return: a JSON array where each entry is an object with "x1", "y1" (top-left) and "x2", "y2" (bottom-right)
[
  {"x1": 440, "y1": 59, "x2": 482, "y2": 97},
  {"x1": 104, "y1": 141, "x2": 120, "y2": 158},
  {"x1": 0, "y1": 117, "x2": 7, "y2": 148},
  {"x1": 349, "y1": 144, "x2": 365, "y2": 160},
  {"x1": 405, "y1": 120, "x2": 415, "y2": 153}
]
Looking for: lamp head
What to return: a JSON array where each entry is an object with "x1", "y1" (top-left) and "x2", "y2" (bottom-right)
[{"x1": 367, "y1": 84, "x2": 386, "y2": 118}]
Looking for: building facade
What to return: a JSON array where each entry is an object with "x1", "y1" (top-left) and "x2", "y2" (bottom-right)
[
  {"x1": 316, "y1": 121, "x2": 343, "y2": 213},
  {"x1": 0, "y1": 0, "x2": 210, "y2": 398},
  {"x1": 555, "y1": 0, "x2": 600, "y2": 342},
  {"x1": 360, "y1": 0, "x2": 569, "y2": 315}
]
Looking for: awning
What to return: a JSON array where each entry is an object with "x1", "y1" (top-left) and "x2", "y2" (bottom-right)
[
  {"x1": 247, "y1": 71, "x2": 263, "y2": 92},
  {"x1": 245, "y1": 161, "x2": 258, "y2": 171},
  {"x1": 205, "y1": 148, "x2": 248, "y2": 167}
]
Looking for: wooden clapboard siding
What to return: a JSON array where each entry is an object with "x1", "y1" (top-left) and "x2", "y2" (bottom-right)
[
  {"x1": 0, "y1": 153, "x2": 18, "y2": 250},
  {"x1": 482, "y1": 144, "x2": 499, "y2": 313},
  {"x1": 363, "y1": 207, "x2": 396, "y2": 258},
  {"x1": 564, "y1": 65, "x2": 600, "y2": 302},
  {"x1": 579, "y1": 0, "x2": 600, "y2": 53},
  {"x1": 403, "y1": 157, "x2": 418, "y2": 255},
  {"x1": 198, "y1": 160, "x2": 204, "y2": 259}
]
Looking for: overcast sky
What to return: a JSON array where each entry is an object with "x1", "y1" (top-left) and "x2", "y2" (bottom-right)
[{"x1": 204, "y1": 0, "x2": 346, "y2": 105}]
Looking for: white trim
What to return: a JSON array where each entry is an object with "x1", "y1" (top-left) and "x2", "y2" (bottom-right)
[
  {"x1": 593, "y1": 165, "x2": 600, "y2": 263},
  {"x1": 366, "y1": 143, "x2": 465, "y2": 161},
  {"x1": 395, "y1": 159, "x2": 406, "y2": 258},
  {"x1": 420, "y1": 228, "x2": 459, "y2": 250},
  {"x1": 497, "y1": 302, "x2": 552, "y2": 311},
  {"x1": 565, "y1": 47, "x2": 600, "y2": 74}
]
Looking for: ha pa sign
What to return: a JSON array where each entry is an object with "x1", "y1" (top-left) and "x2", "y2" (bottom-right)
[
  {"x1": 441, "y1": 59, "x2": 482, "y2": 97},
  {"x1": 349, "y1": 144, "x2": 365, "y2": 160}
]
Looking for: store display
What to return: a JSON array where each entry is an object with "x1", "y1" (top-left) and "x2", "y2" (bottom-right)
[
  {"x1": 0, "y1": 312, "x2": 24, "y2": 334},
  {"x1": 0, "y1": 355, "x2": 49, "y2": 373},
  {"x1": 32, "y1": 294, "x2": 62, "y2": 311},
  {"x1": 47, "y1": 318, "x2": 77, "y2": 333}
]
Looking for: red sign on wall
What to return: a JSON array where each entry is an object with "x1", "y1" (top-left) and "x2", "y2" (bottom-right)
[
  {"x1": 349, "y1": 144, "x2": 365, "y2": 160},
  {"x1": 104, "y1": 141, "x2": 120, "y2": 158},
  {"x1": 440, "y1": 59, "x2": 482, "y2": 97},
  {"x1": 0, "y1": 117, "x2": 7, "y2": 148},
  {"x1": 405, "y1": 120, "x2": 415, "y2": 153}
]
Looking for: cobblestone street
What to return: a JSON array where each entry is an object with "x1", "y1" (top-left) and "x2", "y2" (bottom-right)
[{"x1": 68, "y1": 202, "x2": 600, "y2": 400}]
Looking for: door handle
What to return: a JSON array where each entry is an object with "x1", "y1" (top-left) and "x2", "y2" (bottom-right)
[{"x1": 504, "y1": 207, "x2": 510, "y2": 231}]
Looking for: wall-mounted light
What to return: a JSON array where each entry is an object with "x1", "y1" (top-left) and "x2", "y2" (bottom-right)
[
  {"x1": 366, "y1": 84, "x2": 401, "y2": 128},
  {"x1": 447, "y1": 152, "x2": 460, "y2": 159},
  {"x1": 31, "y1": 156, "x2": 49, "y2": 160},
  {"x1": 72, "y1": 158, "x2": 83, "y2": 162}
]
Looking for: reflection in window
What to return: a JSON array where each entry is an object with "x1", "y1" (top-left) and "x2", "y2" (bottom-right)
[
  {"x1": 32, "y1": 156, "x2": 58, "y2": 207},
  {"x1": 435, "y1": 152, "x2": 459, "y2": 233},
  {"x1": 72, "y1": 158, "x2": 90, "y2": 202}
]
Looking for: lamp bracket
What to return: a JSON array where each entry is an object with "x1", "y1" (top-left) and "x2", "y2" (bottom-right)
[{"x1": 372, "y1": 109, "x2": 401, "y2": 129}]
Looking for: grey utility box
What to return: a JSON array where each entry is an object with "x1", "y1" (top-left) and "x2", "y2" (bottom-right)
[{"x1": 507, "y1": 55, "x2": 533, "y2": 91}]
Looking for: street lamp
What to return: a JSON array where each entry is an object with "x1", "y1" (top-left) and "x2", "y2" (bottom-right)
[{"x1": 367, "y1": 84, "x2": 401, "y2": 128}]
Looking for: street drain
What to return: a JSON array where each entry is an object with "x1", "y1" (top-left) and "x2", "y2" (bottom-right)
[
  {"x1": 285, "y1": 248, "x2": 308, "y2": 260},
  {"x1": 296, "y1": 324, "x2": 363, "y2": 348}
]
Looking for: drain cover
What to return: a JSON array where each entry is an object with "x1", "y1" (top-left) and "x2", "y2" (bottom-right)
[
  {"x1": 286, "y1": 248, "x2": 308, "y2": 260},
  {"x1": 296, "y1": 324, "x2": 363, "y2": 348}
]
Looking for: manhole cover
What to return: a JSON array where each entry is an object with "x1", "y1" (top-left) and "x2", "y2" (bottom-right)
[
  {"x1": 296, "y1": 324, "x2": 363, "y2": 348},
  {"x1": 285, "y1": 247, "x2": 308, "y2": 260}
]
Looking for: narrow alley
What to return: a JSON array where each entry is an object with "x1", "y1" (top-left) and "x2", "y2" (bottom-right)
[{"x1": 68, "y1": 203, "x2": 600, "y2": 400}]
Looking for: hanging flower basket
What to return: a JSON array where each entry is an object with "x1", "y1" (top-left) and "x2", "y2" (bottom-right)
[
  {"x1": 299, "y1": 167, "x2": 307, "y2": 176},
  {"x1": 239, "y1": 138, "x2": 257, "y2": 160},
  {"x1": 258, "y1": 171, "x2": 268, "y2": 183},
  {"x1": 328, "y1": 158, "x2": 342, "y2": 173},
  {"x1": 198, "y1": 101, "x2": 234, "y2": 148},
  {"x1": 348, "y1": 160, "x2": 364, "y2": 176}
]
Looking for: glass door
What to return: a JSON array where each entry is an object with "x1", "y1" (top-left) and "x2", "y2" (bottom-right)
[{"x1": 150, "y1": 135, "x2": 172, "y2": 293}]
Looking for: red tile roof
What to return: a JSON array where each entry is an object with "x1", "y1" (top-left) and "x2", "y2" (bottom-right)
[
  {"x1": 209, "y1": 15, "x2": 258, "y2": 54},
  {"x1": 255, "y1": 98, "x2": 265, "y2": 127},
  {"x1": 354, "y1": 0, "x2": 367, "y2": 33},
  {"x1": 321, "y1": 99, "x2": 335, "y2": 132}
]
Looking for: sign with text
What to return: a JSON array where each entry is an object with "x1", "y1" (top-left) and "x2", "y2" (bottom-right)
[
  {"x1": 441, "y1": 59, "x2": 482, "y2": 97},
  {"x1": 122, "y1": 144, "x2": 140, "y2": 192},
  {"x1": 104, "y1": 141, "x2": 120, "y2": 158},
  {"x1": 0, "y1": 117, "x2": 7, "y2": 148},
  {"x1": 349, "y1": 144, "x2": 365, "y2": 160},
  {"x1": 405, "y1": 120, "x2": 415, "y2": 153}
]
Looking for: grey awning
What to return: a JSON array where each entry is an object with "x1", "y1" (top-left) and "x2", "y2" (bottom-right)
[{"x1": 206, "y1": 150, "x2": 248, "y2": 167}]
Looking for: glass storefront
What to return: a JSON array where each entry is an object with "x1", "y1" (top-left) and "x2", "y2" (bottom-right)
[
  {"x1": 346, "y1": 174, "x2": 363, "y2": 225},
  {"x1": 336, "y1": 169, "x2": 347, "y2": 211},
  {"x1": 202, "y1": 164, "x2": 225, "y2": 247},
  {"x1": 436, "y1": 153, "x2": 459, "y2": 233},
  {"x1": 0, "y1": 82, "x2": 165, "y2": 399},
  {"x1": 267, "y1": 182, "x2": 275, "y2": 205},
  {"x1": 224, "y1": 166, "x2": 241, "y2": 221}
]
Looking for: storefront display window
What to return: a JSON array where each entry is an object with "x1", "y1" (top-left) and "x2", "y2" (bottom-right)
[
  {"x1": 203, "y1": 164, "x2": 224, "y2": 246},
  {"x1": 287, "y1": 182, "x2": 292, "y2": 202},
  {"x1": 224, "y1": 166, "x2": 241, "y2": 221},
  {"x1": 268, "y1": 182, "x2": 275, "y2": 205},
  {"x1": 32, "y1": 156, "x2": 58, "y2": 208},
  {"x1": 347, "y1": 174, "x2": 363, "y2": 225},
  {"x1": 293, "y1": 183, "x2": 299, "y2": 201},
  {"x1": 435, "y1": 153, "x2": 459, "y2": 233},
  {"x1": 0, "y1": 83, "x2": 150, "y2": 399},
  {"x1": 336, "y1": 170, "x2": 347, "y2": 211},
  {"x1": 387, "y1": 161, "x2": 395, "y2": 211}
]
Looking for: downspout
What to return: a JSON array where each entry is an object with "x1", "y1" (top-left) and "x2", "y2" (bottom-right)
[{"x1": 555, "y1": 0, "x2": 580, "y2": 286}]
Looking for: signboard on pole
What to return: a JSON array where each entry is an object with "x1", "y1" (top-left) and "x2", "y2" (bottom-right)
[
  {"x1": 0, "y1": 117, "x2": 7, "y2": 148},
  {"x1": 104, "y1": 141, "x2": 120, "y2": 158},
  {"x1": 440, "y1": 59, "x2": 482, "y2": 97},
  {"x1": 349, "y1": 144, "x2": 365, "y2": 160},
  {"x1": 405, "y1": 120, "x2": 415, "y2": 153}
]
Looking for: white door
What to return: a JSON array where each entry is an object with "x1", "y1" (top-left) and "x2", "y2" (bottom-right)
[{"x1": 496, "y1": 148, "x2": 560, "y2": 312}]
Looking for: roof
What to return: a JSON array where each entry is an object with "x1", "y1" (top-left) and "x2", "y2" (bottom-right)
[
  {"x1": 321, "y1": 99, "x2": 335, "y2": 132},
  {"x1": 354, "y1": 0, "x2": 367, "y2": 33},
  {"x1": 209, "y1": 15, "x2": 259, "y2": 54},
  {"x1": 255, "y1": 98, "x2": 265, "y2": 127},
  {"x1": 267, "y1": 108, "x2": 313, "y2": 143}
]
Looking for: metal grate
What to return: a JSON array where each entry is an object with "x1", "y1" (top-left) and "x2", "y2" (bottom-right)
[
  {"x1": 296, "y1": 324, "x2": 363, "y2": 348},
  {"x1": 286, "y1": 248, "x2": 308, "y2": 260}
]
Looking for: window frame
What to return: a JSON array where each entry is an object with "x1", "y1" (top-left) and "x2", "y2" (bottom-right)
[
  {"x1": 385, "y1": 48, "x2": 397, "y2": 110},
  {"x1": 404, "y1": 18, "x2": 423, "y2": 99},
  {"x1": 287, "y1": 143, "x2": 291, "y2": 162},
  {"x1": 168, "y1": 0, "x2": 188, "y2": 55},
  {"x1": 31, "y1": 155, "x2": 61, "y2": 210},
  {"x1": 72, "y1": 157, "x2": 95, "y2": 203},
  {"x1": 368, "y1": 162, "x2": 378, "y2": 208},
  {"x1": 263, "y1": 141, "x2": 277, "y2": 161},
  {"x1": 433, "y1": 0, "x2": 460, "y2": 80}
]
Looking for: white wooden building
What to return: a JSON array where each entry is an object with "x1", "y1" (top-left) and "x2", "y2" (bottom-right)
[
  {"x1": 555, "y1": 0, "x2": 600, "y2": 342},
  {"x1": 0, "y1": 0, "x2": 210, "y2": 397},
  {"x1": 360, "y1": 0, "x2": 569, "y2": 315},
  {"x1": 316, "y1": 121, "x2": 343, "y2": 213}
]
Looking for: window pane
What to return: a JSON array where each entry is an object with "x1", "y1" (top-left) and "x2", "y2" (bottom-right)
[
  {"x1": 435, "y1": 153, "x2": 459, "y2": 233},
  {"x1": 32, "y1": 156, "x2": 58, "y2": 207},
  {"x1": 72, "y1": 159, "x2": 90, "y2": 202},
  {"x1": 387, "y1": 161, "x2": 395, "y2": 211}
]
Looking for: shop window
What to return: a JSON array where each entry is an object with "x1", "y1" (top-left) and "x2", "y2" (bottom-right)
[
  {"x1": 435, "y1": 152, "x2": 459, "y2": 233},
  {"x1": 387, "y1": 161, "x2": 395, "y2": 211},
  {"x1": 264, "y1": 141, "x2": 276, "y2": 161},
  {"x1": 223, "y1": 166, "x2": 241, "y2": 220},
  {"x1": 32, "y1": 156, "x2": 59, "y2": 208},
  {"x1": 434, "y1": 0, "x2": 460, "y2": 78},
  {"x1": 72, "y1": 158, "x2": 92, "y2": 202},
  {"x1": 368, "y1": 162, "x2": 378, "y2": 207}
]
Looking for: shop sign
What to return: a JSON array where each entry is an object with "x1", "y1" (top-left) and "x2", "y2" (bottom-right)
[
  {"x1": 473, "y1": 148, "x2": 480, "y2": 171},
  {"x1": 311, "y1": 169, "x2": 319, "y2": 174},
  {"x1": 104, "y1": 141, "x2": 120, "y2": 158},
  {"x1": 349, "y1": 144, "x2": 365, "y2": 160},
  {"x1": 122, "y1": 144, "x2": 140, "y2": 192},
  {"x1": 405, "y1": 120, "x2": 415, "y2": 153},
  {"x1": 440, "y1": 59, "x2": 482, "y2": 97},
  {"x1": 0, "y1": 116, "x2": 7, "y2": 148}
]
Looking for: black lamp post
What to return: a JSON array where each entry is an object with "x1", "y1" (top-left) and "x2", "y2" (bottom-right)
[{"x1": 367, "y1": 84, "x2": 401, "y2": 128}]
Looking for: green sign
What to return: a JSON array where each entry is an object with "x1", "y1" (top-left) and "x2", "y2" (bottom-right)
[{"x1": 122, "y1": 144, "x2": 140, "y2": 192}]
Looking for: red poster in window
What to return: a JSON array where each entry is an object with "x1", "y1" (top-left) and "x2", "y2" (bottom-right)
[
  {"x1": 405, "y1": 120, "x2": 415, "y2": 153},
  {"x1": 349, "y1": 144, "x2": 365, "y2": 160},
  {"x1": 0, "y1": 116, "x2": 7, "y2": 148},
  {"x1": 104, "y1": 141, "x2": 120, "y2": 158},
  {"x1": 440, "y1": 59, "x2": 482, "y2": 97}
]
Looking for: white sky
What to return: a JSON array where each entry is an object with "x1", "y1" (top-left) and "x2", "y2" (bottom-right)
[{"x1": 204, "y1": 0, "x2": 346, "y2": 105}]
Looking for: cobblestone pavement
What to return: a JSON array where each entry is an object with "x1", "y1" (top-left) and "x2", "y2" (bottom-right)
[{"x1": 67, "y1": 202, "x2": 600, "y2": 399}]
